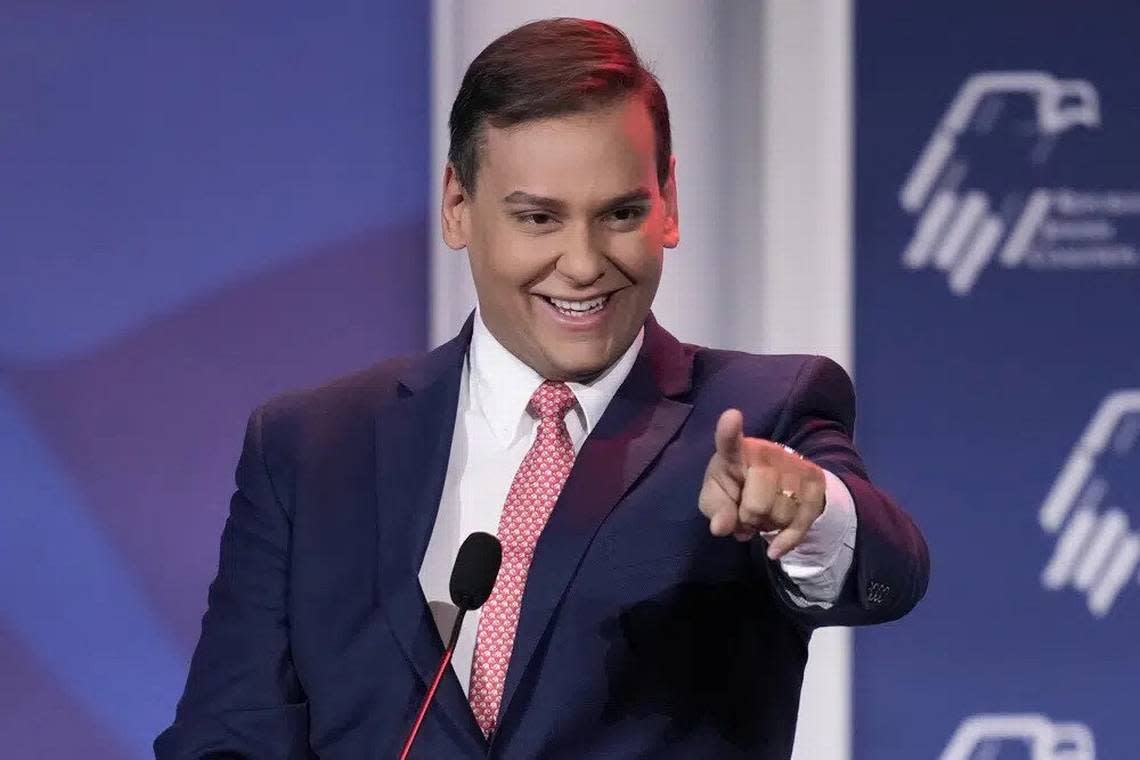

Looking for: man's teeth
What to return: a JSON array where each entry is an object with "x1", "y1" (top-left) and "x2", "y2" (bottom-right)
[{"x1": 548, "y1": 295, "x2": 608, "y2": 315}]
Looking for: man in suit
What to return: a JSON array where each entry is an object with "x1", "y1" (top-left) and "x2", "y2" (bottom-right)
[{"x1": 157, "y1": 18, "x2": 929, "y2": 759}]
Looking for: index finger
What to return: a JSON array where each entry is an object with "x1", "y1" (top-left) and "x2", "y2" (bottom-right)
[{"x1": 714, "y1": 408, "x2": 745, "y2": 464}]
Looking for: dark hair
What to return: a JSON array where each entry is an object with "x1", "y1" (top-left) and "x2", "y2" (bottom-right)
[{"x1": 448, "y1": 18, "x2": 672, "y2": 193}]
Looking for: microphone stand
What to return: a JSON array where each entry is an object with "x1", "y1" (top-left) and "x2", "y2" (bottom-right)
[{"x1": 397, "y1": 608, "x2": 467, "y2": 760}]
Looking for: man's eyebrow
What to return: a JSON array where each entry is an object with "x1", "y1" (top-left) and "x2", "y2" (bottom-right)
[
  {"x1": 500, "y1": 188, "x2": 652, "y2": 210},
  {"x1": 600, "y1": 188, "x2": 652, "y2": 209},
  {"x1": 502, "y1": 191, "x2": 565, "y2": 209}
]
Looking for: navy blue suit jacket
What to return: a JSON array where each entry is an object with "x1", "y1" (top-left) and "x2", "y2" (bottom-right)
[{"x1": 157, "y1": 314, "x2": 929, "y2": 759}]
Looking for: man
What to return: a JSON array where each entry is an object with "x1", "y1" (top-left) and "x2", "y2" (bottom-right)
[{"x1": 157, "y1": 18, "x2": 928, "y2": 759}]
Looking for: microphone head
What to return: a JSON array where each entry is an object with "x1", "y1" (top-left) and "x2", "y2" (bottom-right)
[{"x1": 450, "y1": 532, "x2": 502, "y2": 611}]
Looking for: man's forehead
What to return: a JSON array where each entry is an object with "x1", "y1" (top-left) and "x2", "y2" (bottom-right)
[
  {"x1": 477, "y1": 103, "x2": 656, "y2": 197},
  {"x1": 491, "y1": 97, "x2": 652, "y2": 138},
  {"x1": 484, "y1": 101, "x2": 653, "y2": 158}
]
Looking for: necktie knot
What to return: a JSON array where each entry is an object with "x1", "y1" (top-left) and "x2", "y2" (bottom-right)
[{"x1": 528, "y1": 381, "x2": 576, "y2": 422}]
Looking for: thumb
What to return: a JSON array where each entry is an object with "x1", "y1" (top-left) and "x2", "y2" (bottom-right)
[{"x1": 714, "y1": 408, "x2": 744, "y2": 465}]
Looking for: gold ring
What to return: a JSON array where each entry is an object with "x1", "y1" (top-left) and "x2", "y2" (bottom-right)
[{"x1": 778, "y1": 487, "x2": 798, "y2": 503}]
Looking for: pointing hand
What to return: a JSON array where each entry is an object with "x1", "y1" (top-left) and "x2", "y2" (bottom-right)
[{"x1": 698, "y1": 409, "x2": 827, "y2": 560}]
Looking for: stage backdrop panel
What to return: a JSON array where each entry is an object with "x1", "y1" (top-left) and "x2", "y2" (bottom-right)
[
  {"x1": 0, "y1": 3, "x2": 429, "y2": 757},
  {"x1": 855, "y1": 4, "x2": 1140, "y2": 759}
]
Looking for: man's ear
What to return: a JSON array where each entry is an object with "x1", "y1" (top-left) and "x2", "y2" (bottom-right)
[
  {"x1": 662, "y1": 155, "x2": 680, "y2": 249},
  {"x1": 441, "y1": 163, "x2": 470, "y2": 250}
]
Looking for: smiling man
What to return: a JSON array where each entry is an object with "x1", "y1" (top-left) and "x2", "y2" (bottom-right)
[
  {"x1": 443, "y1": 86, "x2": 675, "y2": 385},
  {"x1": 158, "y1": 18, "x2": 929, "y2": 759}
]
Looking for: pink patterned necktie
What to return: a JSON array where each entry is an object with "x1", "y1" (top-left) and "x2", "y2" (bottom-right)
[{"x1": 468, "y1": 380, "x2": 578, "y2": 737}]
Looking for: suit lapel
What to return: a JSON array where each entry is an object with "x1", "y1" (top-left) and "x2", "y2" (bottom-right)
[
  {"x1": 374, "y1": 314, "x2": 486, "y2": 747},
  {"x1": 497, "y1": 314, "x2": 695, "y2": 726}
]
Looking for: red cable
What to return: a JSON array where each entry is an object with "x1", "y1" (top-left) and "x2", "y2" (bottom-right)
[{"x1": 398, "y1": 646, "x2": 456, "y2": 760}]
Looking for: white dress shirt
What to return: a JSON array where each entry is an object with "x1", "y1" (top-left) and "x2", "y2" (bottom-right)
[{"x1": 418, "y1": 311, "x2": 858, "y2": 695}]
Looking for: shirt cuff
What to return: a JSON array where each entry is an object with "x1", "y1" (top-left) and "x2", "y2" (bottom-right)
[{"x1": 767, "y1": 469, "x2": 858, "y2": 607}]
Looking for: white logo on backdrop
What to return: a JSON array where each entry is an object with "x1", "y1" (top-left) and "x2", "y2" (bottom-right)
[
  {"x1": 1039, "y1": 390, "x2": 1140, "y2": 617},
  {"x1": 941, "y1": 714, "x2": 1095, "y2": 760},
  {"x1": 899, "y1": 71, "x2": 1140, "y2": 295}
]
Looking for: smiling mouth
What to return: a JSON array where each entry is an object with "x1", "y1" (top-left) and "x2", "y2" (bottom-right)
[{"x1": 538, "y1": 293, "x2": 611, "y2": 317}]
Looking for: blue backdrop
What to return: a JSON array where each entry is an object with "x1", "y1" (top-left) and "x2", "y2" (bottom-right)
[
  {"x1": 854, "y1": 4, "x2": 1140, "y2": 759},
  {"x1": 0, "y1": 3, "x2": 429, "y2": 757}
]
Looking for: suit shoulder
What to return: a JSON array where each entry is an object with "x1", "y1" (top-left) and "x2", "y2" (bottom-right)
[
  {"x1": 252, "y1": 355, "x2": 414, "y2": 445},
  {"x1": 690, "y1": 346, "x2": 851, "y2": 396},
  {"x1": 687, "y1": 347, "x2": 855, "y2": 433}
]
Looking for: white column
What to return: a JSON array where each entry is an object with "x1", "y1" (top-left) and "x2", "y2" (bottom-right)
[
  {"x1": 430, "y1": 4, "x2": 853, "y2": 759},
  {"x1": 756, "y1": 4, "x2": 853, "y2": 760}
]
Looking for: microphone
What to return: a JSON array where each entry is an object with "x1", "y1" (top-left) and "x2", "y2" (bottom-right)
[
  {"x1": 398, "y1": 532, "x2": 501, "y2": 760},
  {"x1": 449, "y1": 531, "x2": 502, "y2": 612}
]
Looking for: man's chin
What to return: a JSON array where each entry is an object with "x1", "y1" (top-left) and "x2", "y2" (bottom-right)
[
  {"x1": 538, "y1": 330, "x2": 642, "y2": 382},
  {"x1": 543, "y1": 353, "x2": 614, "y2": 384}
]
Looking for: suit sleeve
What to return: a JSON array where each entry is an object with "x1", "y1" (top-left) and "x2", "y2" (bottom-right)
[
  {"x1": 755, "y1": 356, "x2": 931, "y2": 628},
  {"x1": 154, "y1": 407, "x2": 313, "y2": 759}
]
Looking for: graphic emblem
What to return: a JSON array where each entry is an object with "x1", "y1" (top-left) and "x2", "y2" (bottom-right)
[
  {"x1": 1039, "y1": 390, "x2": 1140, "y2": 617},
  {"x1": 899, "y1": 71, "x2": 1140, "y2": 294},
  {"x1": 940, "y1": 714, "x2": 1095, "y2": 760}
]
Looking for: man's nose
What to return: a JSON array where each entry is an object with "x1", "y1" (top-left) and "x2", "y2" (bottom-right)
[{"x1": 555, "y1": 228, "x2": 607, "y2": 286}]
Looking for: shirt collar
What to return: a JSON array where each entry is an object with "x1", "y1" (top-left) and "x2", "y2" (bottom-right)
[{"x1": 468, "y1": 308, "x2": 645, "y2": 447}]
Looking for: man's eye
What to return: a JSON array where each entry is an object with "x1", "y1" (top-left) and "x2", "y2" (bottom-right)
[
  {"x1": 519, "y1": 212, "x2": 555, "y2": 226},
  {"x1": 609, "y1": 207, "x2": 645, "y2": 223}
]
